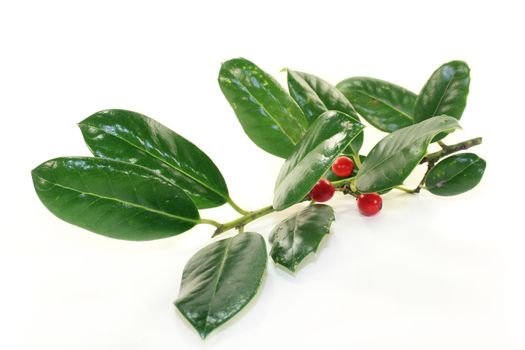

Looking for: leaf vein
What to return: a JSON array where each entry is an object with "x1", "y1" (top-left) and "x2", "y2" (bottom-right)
[
  {"x1": 33, "y1": 175, "x2": 199, "y2": 224},
  {"x1": 352, "y1": 90, "x2": 413, "y2": 122},
  {"x1": 79, "y1": 123, "x2": 227, "y2": 200}
]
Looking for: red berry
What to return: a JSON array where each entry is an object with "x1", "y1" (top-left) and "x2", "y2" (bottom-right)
[
  {"x1": 309, "y1": 178, "x2": 335, "y2": 202},
  {"x1": 357, "y1": 193, "x2": 382, "y2": 216},
  {"x1": 332, "y1": 156, "x2": 354, "y2": 178}
]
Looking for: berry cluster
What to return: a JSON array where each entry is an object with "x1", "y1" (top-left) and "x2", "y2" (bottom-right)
[{"x1": 309, "y1": 156, "x2": 382, "y2": 216}]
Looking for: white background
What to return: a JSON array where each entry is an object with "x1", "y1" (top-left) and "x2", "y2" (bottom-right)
[{"x1": 1, "y1": 0, "x2": 524, "y2": 349}]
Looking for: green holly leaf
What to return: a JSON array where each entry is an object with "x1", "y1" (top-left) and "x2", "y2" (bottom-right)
[
  {"x1": 356, "y1": 116, "x2": 460, "y2": 193},
  {"x1": 32, "y1": 157, "x2": 199, "y2": 240},
  {"x1": 175, "y1": 232, "x2": 267, "y2": 339},
  {"x1": 425, "y1": 153, "x2": 486, "y2": 196},
  {"x1": 414, "y1": 60, "x2": 470, "y2": 123},
  {"x1": 218, "y1": 58, "x2": 307, "y2": 158},
  {"x1": 274, "y1": 111, "x2": 364, "y2": 211},
  {"x1": 337, "y1": 77, "x2": 416, "y2": 132},
  {"x1": 287, "y1": 69, "x2": 363, "y2": 156},
  {"x1": 269, "y1": 204, "x2": 335, "y2": 272},
  {"x1": 79, "y1": 109, "x2": 229, "y2": 209}
]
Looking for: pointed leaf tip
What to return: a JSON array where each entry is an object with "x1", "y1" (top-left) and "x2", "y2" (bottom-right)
[
  {"x1": 269, "y1": 204, "x2": 335, "y2": 272},
  {"x1": 175, "y1": 232, "x2": 267, "y2": 338}
]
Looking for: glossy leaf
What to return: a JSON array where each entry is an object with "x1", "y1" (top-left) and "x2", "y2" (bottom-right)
[
  {"x1": 175, "y1": 232, "x2": 267, "y2": 339},
  {"x1": 32, "y1": 157, "x2": 199, "y2": 240},
  {"x1": 414, "y1": 61, "x2": 470, "y2": 123},
  {"x1": 356, "y1": 116, "x2": 460, "y2": 193},
  {"x1": 79, "y1": 109, "x2": 228, "y2": 209},
  {"x1": 218, "y1": 58, "x2": 307, "y2": 158},
  {"x1": 269, "y1": 204, "x2": 335, "y2": 272},
  {"x1": 336, "y1": 77, "x2": 416, "y2": 132},
  {"x1": 425, "y1": 153, "x2": 486, "y2": 196},
  {"x1": 287, "y1": 69, "x2": 363, "y2": 156},
  {"x1": 274, "y1": 111, "x2": 364, "y2": 211}
]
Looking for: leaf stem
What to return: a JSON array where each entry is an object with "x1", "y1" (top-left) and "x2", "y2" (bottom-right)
[
  {"x1": 422, "y1": 137, "x2": 482, "y2": 164},
  {"x1": 336, "y1": 184, "x2": 359, "y2": 198},
  {"x1": 404, "y1": 161, "x2": 435, "y2": 194},
  {"x1": 199, "y1": 218, "x2": 222, "y2": 227},
  {"x1": 332, "y1": 176, "x2": 356, "y2": 187},
  {"x1": 437, "y1": 140, "x2": 448, "y2": 149},
  {"x1": 226, "y1": 197, "x2": 250, "y2": 215},
  {"x1": 353, "y1": 154, "x2": 362, "y2": 168},
  {"x1": 212, "y1": 205, "x2": 275, "y2": 237},
  {"x1": 394, "y1": 185, "x2": 417, "y2": 194}
]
